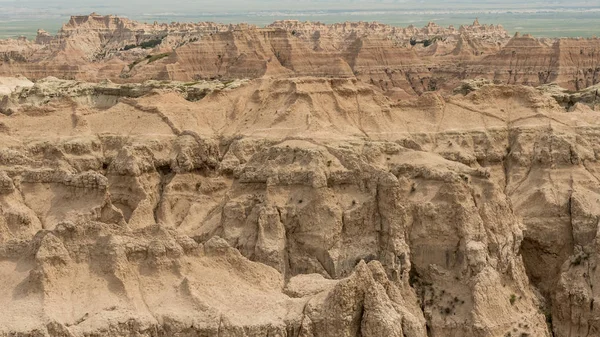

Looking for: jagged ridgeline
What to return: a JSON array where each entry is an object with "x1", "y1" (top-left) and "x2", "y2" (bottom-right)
[
  {"x1": 2, "y1": 13, "x2": 600, "y2": 337},
  {"x1": 2, "y1": 13, "x2": 600, "y2": 92}
]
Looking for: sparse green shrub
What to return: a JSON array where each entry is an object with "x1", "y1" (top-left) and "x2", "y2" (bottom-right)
[
  {"x1": 139, "y1": 39, "x2": 163, "y2": 49},
  {"x1": 147, "y1": 53, "x2": 171, "y2": 63},
  {"x1": 409, "y1": 36, "x2": 443, "y2": 48},
  {"x1": 123, "y1": 37, "x2": 165, "y2": 52},
  {"x1": 510, "y1": 294, "x2": 517, "y2": 305},
  {"x1": 128, "y1": 59, "x2": 143, "y2": 70}
]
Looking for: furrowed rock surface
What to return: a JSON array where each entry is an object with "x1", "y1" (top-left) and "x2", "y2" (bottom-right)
[
  {"x1": 2, "y1": 14, "x2": 600, "y2": 94},
  {"x1": 6, "y1": 73, "x2": 600, "y2": 336},
  {"x1": 2, "y1": 14, "x2": 600, "y2": 337}
]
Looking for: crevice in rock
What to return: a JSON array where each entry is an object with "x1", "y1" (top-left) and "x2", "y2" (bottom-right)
[
  {"x1": 295, "y1": 299, "x2": 311, "y2": 337},
  {"x1": 374, "y1": 182, "x2": 386, "y2": 266},
  {"x1": 13, "y1": 181, "x2": 46, "y2": 230},
  {"x1": 517, "y1": 174, "x2": 573, "y2": 337},
  {"x1": 276, "y1": 206, "x2": 293, "y2": 284},
  {"x1": 284, "y1": 214, "x2": 298, "y2": 281},
  {"x1": 314, "y1": 250, "x2": 334, "y2": 279},
  {"x1": 409, "y1": 265, "x2": 433, "y2": 337},
  {"x1": 153, "y1": 164, "x2": 175, "y2": 224},
  {"x1": 426, "y1": 323, "x2": 432, "y2": 337},
  {"x1": 567, "y1": 186, "x2": 575, "y2": 257},
  {"x1": 502, "y1": 145, "x2": 511, "y2": 194},
  {"x1": 216, "y1": 314, "x2": 223, "y2": 337},
  {"x1": 356, "y1": 302, "x2": 365, "y2": 337}
]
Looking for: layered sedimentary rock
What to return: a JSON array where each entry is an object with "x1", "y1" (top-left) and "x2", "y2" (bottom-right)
[
  {"x1": 1, "y1": 12, "x2": 600, "y2": 337},
  {"x1": 2, "y1": 14, "x2": 600, "y2": 94},
  {"x1": 3, "y1": 73, "x2": 600, "y2": 336}
]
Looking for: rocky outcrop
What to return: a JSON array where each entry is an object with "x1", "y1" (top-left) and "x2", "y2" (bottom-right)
[
  {"x1": 8, "y1": 73, "x2": 600, "y2": 336},
  {"x1": 2, "y1": 15, "x2": 600, "y2": 94}
]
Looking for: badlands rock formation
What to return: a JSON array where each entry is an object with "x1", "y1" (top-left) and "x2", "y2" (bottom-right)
[
  {"x1": 0, "y1": 73, "x2": 599, "y2": 337},
  {"x1": 2, "y1": 13, "x2": 600, "y2": 337},
  {"x1": 1, "y1": 13, "x2": 600, "y2": 94}
]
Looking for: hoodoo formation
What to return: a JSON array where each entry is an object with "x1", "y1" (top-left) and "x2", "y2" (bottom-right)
[{"x1": 2, "y1": 12, "x2": 600, "y2": 337}]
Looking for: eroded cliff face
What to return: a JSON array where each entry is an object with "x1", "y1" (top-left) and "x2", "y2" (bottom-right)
[
  {"x1": 3, "y1": 73, "x2": 600, "y2": 336},
  {"x1": 3, "y1": 14, "x2": 600, "y2": 94}
]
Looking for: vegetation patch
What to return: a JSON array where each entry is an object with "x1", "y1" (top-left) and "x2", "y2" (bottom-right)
[
  {"x1": 409, "y1": 36, "x2": 445, "y2": 47},
  {"x1": 147, "y1": 53, "x2": 171, "y2": 64},
  {"x1": 121, "y1": 36, "x2": 166, "y2": 51},
  {"x1": 139, "y1": 39, "x2": 164, "y2": 49},
  {"x1": 509, "y1": 294, "x2": 517, "y2": 305}
]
